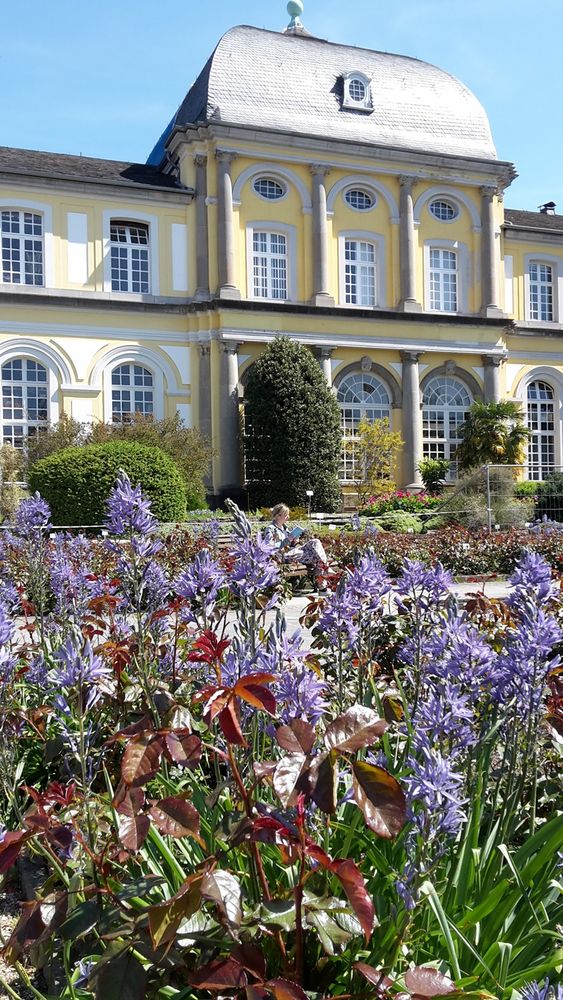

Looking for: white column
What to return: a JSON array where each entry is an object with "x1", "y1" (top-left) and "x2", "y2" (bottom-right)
[
  {"x1": 194, "y1": 154, "x2": 210, "y2": 299},
  {"x1": 398, "y1": 175, "x2": 421, "y2": 312},
  {"x1": 310, "y1": 164, "x2": 334, "y2": 306},
  {"x1": 317, "y1": 347, "x2": 333, "y2": 385},
  {"x1": 216, "y1": 151, "x2": 241, "y2": 299},
  {"x1": 481, "y1": 185, "x2": 502, "y2": 317},
  {"x1": 401, "y1": 350, "x2": 423, "y2": 485},
  {"x1": 219, "y1": 342, "x2": 242, "y2": 493}
]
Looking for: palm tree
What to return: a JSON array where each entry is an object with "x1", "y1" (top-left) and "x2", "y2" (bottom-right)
[{"x1": 456, "y1": 400, "x2": 529, "y2": 471}]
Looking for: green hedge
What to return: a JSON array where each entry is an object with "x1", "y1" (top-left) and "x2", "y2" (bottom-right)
[{"x1": 28, "y1": 441, "x2": 187, "y2": 526}]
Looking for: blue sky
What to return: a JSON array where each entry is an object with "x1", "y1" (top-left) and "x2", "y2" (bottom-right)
[{"x1": 2, "y1": 0, "x2": 561, "y2": 211}]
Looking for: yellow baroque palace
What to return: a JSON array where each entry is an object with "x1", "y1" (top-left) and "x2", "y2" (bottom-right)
[{"x1": 2, "y1": 9, "x2": 562, "y2": 501}]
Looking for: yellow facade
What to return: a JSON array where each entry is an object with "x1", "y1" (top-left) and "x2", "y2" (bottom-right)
[{"x1": 2, "y1": 17, "x2": 563, "y2": 503}]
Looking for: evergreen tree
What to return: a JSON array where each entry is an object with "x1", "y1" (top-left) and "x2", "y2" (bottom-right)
[{"x1": 244, "y1": 338, "x2": 341, "y2": 511}]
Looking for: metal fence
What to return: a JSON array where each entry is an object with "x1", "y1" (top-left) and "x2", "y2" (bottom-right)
[{"x1": 431, "y1": 465, "x2": 563, "y2": 531}]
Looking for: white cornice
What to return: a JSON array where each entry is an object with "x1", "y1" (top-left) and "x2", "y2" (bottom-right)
[
  {"x1": 0, "y1": 319, "x2": 189, "y2": 342},
  {"x1": 195, "y1": 327, "x2": 507, "y2": 356}
]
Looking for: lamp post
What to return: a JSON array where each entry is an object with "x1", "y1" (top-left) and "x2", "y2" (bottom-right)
[{"x1": 305, "y1": 489, "x2": 314, "y2": 518}]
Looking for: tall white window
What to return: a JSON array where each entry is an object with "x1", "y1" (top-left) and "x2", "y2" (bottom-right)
[
  {"x1": 1, "y1": 210, "x2": 44, "y2": 286},
  {"x1": 337, "y1": 372, "x2": 391, "y2": 482},
  {"x1": 252, "y1": 231, "x2": 287, "y2": 299},
  {"x1": 111, "y1": 364, "x2": 154, "y2": 422},
  {"x1": 423, "y1": 375, "x2": 472, "y2": 478},
  {"x1": 429, "y1": 248, "x2": 457, "y2": 312},
  {"x1": 344, "y1": 239, "x2": 376, "y2": 306},
  {"x1": 1, "y1": 358, "x2": 49, "y2": 448},
  {"x1": 110, "y1": 221, "x2": 150, "y2": 293},
  {"x1": 527, "y1": 380, "x2": 555, "y2": 479},
  {"x1": 529, "y1": 262, "x2": 554, "y2": 321}
]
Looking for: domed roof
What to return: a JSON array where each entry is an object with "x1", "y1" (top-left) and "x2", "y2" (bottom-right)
[{"x1": 147, "y1": 25, "x2": 497, "y2": 165}]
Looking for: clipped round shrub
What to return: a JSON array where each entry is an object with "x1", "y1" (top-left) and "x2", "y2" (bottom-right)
[
  {"x1": 28, "y1": 441, "x2": 187, "y2": 526},
  {"x1": 373, "y1": 511, "x2": 423, "y2": 533}
]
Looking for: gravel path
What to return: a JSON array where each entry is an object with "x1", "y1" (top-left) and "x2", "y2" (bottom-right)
[{"x1": 0, "y1": 888, "x2": 36, "y2": 999}]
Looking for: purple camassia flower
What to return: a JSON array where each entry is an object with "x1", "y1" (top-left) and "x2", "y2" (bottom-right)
[
  {"x1": 51, "y1": 636, "x2": 112, "y2": 710},
  {"x1": 317, "y1": 576, "x2": 360, "y2": 647},
  {"x1": 0, "y1": 602, "x2": 16, "y2": 687},
  {"x1": 105, "y1": 471, "x2": 157, "y2": 537},
  {"x1": 229, "y1": 532, "x2": 280, "y2": 597},
  {"x1": 176, "y1": 548, "x2": 226, "y2": 608},
  {"x1": 220, "y1": 634, "x2": 259, "y2": 687},
  {"x1": 345, "y1": 551, "x2": 391, "y2": 612},
  {"x1": 395, "y1": 559, "x2": 453, "y2": 613},
  {"x1": 276, "y1": 667, "x2": 329, "y2": 725},
  {"x1": 143, "y1": 560, "x2": 171, "y2": 611},
  {"x1": 49, "y1": 533, "x2": 95, "y2": 615},
  {"x1": 412, "y1": 681, "x2": 476, "y2": 754},
  {"x1": 521, "y1": 981, "x2": 563, "y2": 1000},
  {"x1": 74, "y1": 960, "x2": 95, "y2": 988},
  {"x1": 255, "y1": 613, "x2": 310, "y2": 675},
  {"x1": 13, "y1": 492, "x2": 51, "y2": 537},
  {"x1": 26, "y1": 653, "x2": 49, "y2": 688},
  {"x1": 508, "y1": 549, "x2": 560, "y2": 607},
  {"x1": 406, "y1": 747, "x2": 467, "y2": 840}
]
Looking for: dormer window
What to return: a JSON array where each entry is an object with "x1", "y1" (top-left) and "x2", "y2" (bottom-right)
[{"x1": 342, "y1": 72, "x2": 373, "y2": 112}]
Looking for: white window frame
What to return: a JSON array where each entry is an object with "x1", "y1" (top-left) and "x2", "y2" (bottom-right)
[
  {"x1": 245, "y1": 222, "x2": 296, "y2": 302},
  {"x1": 110, "y1": 362, "x2": 155, "y2": 423},
  {"x1": 524, "y1": 253, "x2": 561, "y2": 323},
  {"x1": 0, "y1": 199, "x2": 54, "y2": 288},
  {"x1": 252, "y1": 176, "x2": 288, "y2": 203},
  {"x1": 98, "y1": 348, "x2": 167, "y2": 423},
  {"x1": 338, "y1": 231, "x2": 385, "y2": 308},
  {"x1": 422, "y1": 375, "x2": 473, "y2": 479},
  {"x1": 526, "y1": 378, "x2": 557, "y2": 479},
  {"x1": 336, "y1": 371, "x2": 392, "y2": 484},
  {"x1": 102, "y1": 209, "x2": 159, "y2": 295},
  {"x1": 342, "y1": 71, "x2": 373, "y2": 111},
  {"x1": 424, "y1": 239, "x2": 469, "y2": 314},
  {"x1": 0, "y1": 344, "x2": 64, "y2": 448},
  {"x1": 428, "y1": 199, "x2": 459, "y2": 223},
  {"x1": 343, "y1": 187, "x2": 376, "y2": 213}
]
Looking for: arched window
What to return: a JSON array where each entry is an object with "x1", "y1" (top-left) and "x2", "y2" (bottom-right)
[
  {"x1": 110, "y1": 221, "x2": 150, "y2": 293},
  {"x1": 111, "y1": 363, "x2": 154, "y2": 422},
  {"x1": 1, "y1": 210, "x2": 44, "y2": 286},
  {"x1": 527, "y1": 380, "x2": 555, "y2": 480},
  {"x1": 1, "y1": 358, "x2": 49, "y2": 447},
  {"x1": 422, "y1": 375, "x2": 472, "y2": 477},
  {"x1": 337, "y1": 371, "x2": 391, "y2": 482}
]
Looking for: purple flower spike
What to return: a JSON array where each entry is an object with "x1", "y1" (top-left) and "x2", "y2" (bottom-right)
[
  {"x1": 105, "y1": 470, "x2": 157, "y2": 537},
  {"x1": 51, "y1": 636, "x2": 112, "y2": 710},
  {"x1": 176, "y1": 549, "x2": 226, "y2": 607},
  {"x1": 13, "y1": 492, "x2": 51, "y2": 536}
]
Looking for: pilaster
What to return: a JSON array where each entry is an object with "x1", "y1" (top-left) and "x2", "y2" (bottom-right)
[
  {"x1": 480, "y1": 185, "x2": 503, "y2": 318},
  {"x1": 397, "y1": 175, "x2": 421, "y2": 313},
  {"x1": 194, "y1": 155, "x2": 210, "y2": 300},
  {"x1": 310, "y1": 164, "x2": 334, "y2": 306},
  {"x1": 216, "y1": 151, "x2": 241, "y2": 300}
]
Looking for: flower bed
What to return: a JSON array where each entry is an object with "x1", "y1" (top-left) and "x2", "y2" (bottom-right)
[{"x1": 0, "y1": 481, "x2": 561, "y2": 999}]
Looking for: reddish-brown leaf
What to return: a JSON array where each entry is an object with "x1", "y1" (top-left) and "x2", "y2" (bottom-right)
[
  {"x1": 148, "y1": 796, "x2": 201, "y2": 839},
  {"x1": 2, "y1": 900, "x2": 46, "y2": 963},
  {"x1": 148, "y1": 874, "x2": 202, "y2": 948},
  {"x1": 276, "y1": 719, "x2": 316, "y2": 754},
  {"x1": 330, "y1": 858, "x2": 375, "y2": 941},
  {"x1": 188, "y1": 630, "x2": 231, "y2": 664},
  {"x1": 325, "y1": 705, "x2": 388, "y2": 753},
  {"x1": 219, "y1": 701, "x2": 247, "y2": 745},
  {"x1": 121, "y1": 734, "x2": 164, "y2": 787},
  {"x1": 352, "y1": 761, "x2": 407, "y2": 839},
  {"x1": 0, "y1": 830, "x2": 33, "y2": 874},
  {"x1": 266, "y1": 979, "x2": 309, "y2": 1000},
  {"x1": 164, "y1": 730, "x2": 202, "y2": 768},
  {"x1": 201, "y1": 870, "x2": 242, "y2": 929},
  {"x1": 237, "y1": 683, "x2": 276, "y2": 715},
  {"x1": 307, "y1": 750, "x2": 339, "y2": 814},
  {"x1": 232, "y1": 944, "x2": 266, "y2": 981},
  {"x1": 273, "y1": 754, "x2": 307, "y2": 808},
  {"x1": 404, "y1": 968, "x2": 456, "y2": 997},
  {"x1": 353, "y1": 963, "x2": 393, "y2": 993},
  {"x1": 117, "y1": 812, "x2": 150, "y2": 852},
  {"x1": 190, "y1": 957, "x2": 247, "y2": 990},
  {"x1": 106, "y1": 716, "x2": 153, "y2": 745}
]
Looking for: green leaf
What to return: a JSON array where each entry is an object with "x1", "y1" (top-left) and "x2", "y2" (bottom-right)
[
  {"x1": 60, "y1": 900, "x2": 100, "y2": 941},
  {"x1": 419, "y1": 881, "x2": 461, "y2": 980}
]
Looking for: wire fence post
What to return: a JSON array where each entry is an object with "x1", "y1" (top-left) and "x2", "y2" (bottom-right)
[{"x1": 485, "y1": 464, "x2": 493, "y2": 531}]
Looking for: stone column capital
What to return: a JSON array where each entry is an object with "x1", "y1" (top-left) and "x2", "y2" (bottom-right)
[
  {"x1": 482, "y1": 353, "x2": 504, "y2": 368},
  {"x1": 399, "y1": 174, "x2": 416, "y2": 191},
  {"x1": 310, "y1": 163, "x2": 331, "y2": 178},
  {"x1": 216, "y1": 150, "x2": 237, "y2": 166},
  {"x1": 194, "y1": 153, "x2": 207, "y2": 167},
  {"x1": 480, "y1": 184, "x2": 497, "y2": 199},
  {"x1": 400, "y1": 350, "x2": 422, "y2": 364},
  {"x1": 221, "y1": 341, "x2": 243, "y2": 355},
  {"x1": 198, "y1": 343, "x2": 210, "y2": 358},
  {"x1": 317, "y1": 346, "x2": 334, "y2": 360}
]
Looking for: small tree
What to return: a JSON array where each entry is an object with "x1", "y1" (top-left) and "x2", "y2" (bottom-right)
[
  {"x1": 351, "y1": 417, "x2": 404, "y2": 506},
  {"x1": 456, "y1": 400, "x2": 529, "y2": 472},
  {"x1": 418, "y1": 457, "x2": 450, "y2": 494},
  {"x1": 244, "y1": 338, "x2": 341, "y2": 511}
]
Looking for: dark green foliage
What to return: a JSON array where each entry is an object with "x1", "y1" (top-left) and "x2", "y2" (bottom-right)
[
  {"x1": 417, "y1": 458, "x2": 449, "y2": 494},
  {"x1": 456, "y1": 400, "x2": 529, "y2": 471},
  {"x1": 535, "y1": 472, "x2": 563, "y2": 522},
  {"x1": 514, "y1": 479, "x2": 542, "y2": 498},
  {"x1": 373, "y1": 511, "x2": 423, "y2": 533},
  {"x1": 29, "y1": 441, "x2": 187, "y2": 526},
  {"x1": 244, "y1": 338, "x2": 341, "y2": 512},
  {"x1": 27, "y1": 412, "x2": 210, "y2": 512}
]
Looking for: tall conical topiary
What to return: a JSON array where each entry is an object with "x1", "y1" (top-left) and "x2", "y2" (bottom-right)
[{"x1": 244, "y1": 337, "x2": 341, "y2": 511}]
